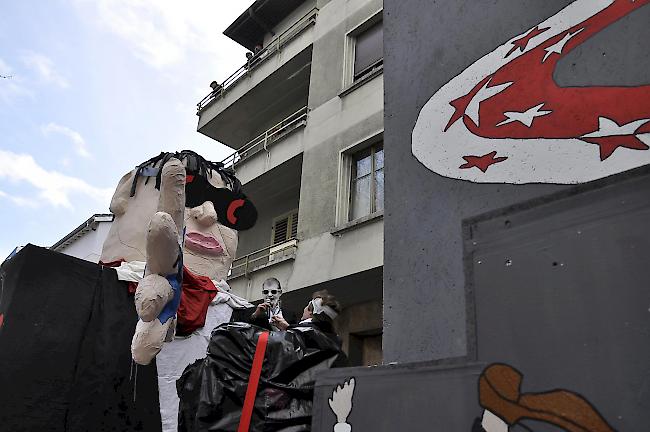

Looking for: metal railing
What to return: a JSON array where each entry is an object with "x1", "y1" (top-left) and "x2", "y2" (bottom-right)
[
  {"x1": 220, "y1": 106, "x2": 308, "y2": 168},
  {"x1": 229, "y1": 238, "x2": 298, "y2": 279},
  {"x1": 197, "y1": 8, "x2": 318, "y2": 114}
]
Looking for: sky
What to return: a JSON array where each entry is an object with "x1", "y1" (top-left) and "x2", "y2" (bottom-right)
[{"x1": 0, "y1": 0, "x2": 256, "y2": 259}]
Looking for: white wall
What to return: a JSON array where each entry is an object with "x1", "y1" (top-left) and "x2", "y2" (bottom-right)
[{"x1": 57, "y1": 221, "x2": 113, "y2": 263}]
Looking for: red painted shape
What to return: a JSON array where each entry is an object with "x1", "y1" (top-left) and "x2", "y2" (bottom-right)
[
  {"x1": 445, "y1": 75, "x2": 492, "y2": 131},
  {"x1": 459, "y1": 151, "x2": 508, "y2": 172},
  {"x1": 227, "y1": 199, "x2": 245, "y2": 225},
  {"x1": 448, "y1": 0, "x2": 650, "y2": 163},
  {"x1": 0, "y1": 313, "x2": 4, "y2": 328},
  {"x1": 237, "y1": 331, "x2": 269, "y2": 432},
  {"x1": 505, "y1": 25, "x2": 550, "y2": 57},
  {"x1": 581, "y1": 135, "x2": 649, "y2": 161},
  {"x1": 186, "y1": 175, "x2": 195, "y2": 183}
]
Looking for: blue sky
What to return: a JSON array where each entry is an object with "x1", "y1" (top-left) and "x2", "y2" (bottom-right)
[{"x1": 0, "y1": 0, "x2": 255, "y2": 259}]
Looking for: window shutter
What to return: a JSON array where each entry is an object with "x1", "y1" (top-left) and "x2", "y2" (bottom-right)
[
  {"x1": 271, "y1": 209, "x2": 299, "y2": 245},
  {"x1": 272, "y1": 217, "x2": 289, "y2": 245}
]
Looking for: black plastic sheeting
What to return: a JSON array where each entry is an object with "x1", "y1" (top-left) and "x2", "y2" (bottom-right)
[
  {"x1": 0, "y1": 245, "x2": 161, "y2": 432},
  {"x1": 178, "y1": 322, "x2": 347, "y2": 432}
]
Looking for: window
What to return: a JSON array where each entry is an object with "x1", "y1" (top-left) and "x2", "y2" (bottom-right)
[
  {"x1": 353, "y1": 20, "x2": 383, "y2": 81},
  {"x1": 271, "y1": 210, "x2": 298, "y2": 245},
  {"x1": 343, "y1": 12, "x2": 383, "y2": 88},
  {"x1": 349, "y1": 143, "x2": 384, "y2": 221}
]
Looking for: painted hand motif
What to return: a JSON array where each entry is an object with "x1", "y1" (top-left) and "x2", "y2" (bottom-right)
[{"x1": 329, "y1": 378, "x2": 356, "y2": 432}]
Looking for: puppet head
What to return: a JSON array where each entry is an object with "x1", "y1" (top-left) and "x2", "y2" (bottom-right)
[{"x1": 100, "y1": 150, "x2": 256, "y2": 280}]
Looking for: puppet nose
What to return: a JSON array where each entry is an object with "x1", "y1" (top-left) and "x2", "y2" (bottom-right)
[{"x1": 193, "y1": 201, "x2": 219, "y2": 226}]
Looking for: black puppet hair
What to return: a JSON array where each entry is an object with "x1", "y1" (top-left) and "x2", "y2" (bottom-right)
[{"x1": 129, "y1": 150, "x2": 242, "y2": 197}]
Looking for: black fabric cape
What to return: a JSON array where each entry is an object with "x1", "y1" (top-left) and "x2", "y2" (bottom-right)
[
  {"x1": 0, "y1": 245, "x2": 161, "y2": 432},
  {"x1": 177, "y1": 322, "x2": 347, "y2": 432}
]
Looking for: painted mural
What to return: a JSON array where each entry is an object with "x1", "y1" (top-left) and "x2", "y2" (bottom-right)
[
  {"x1": 329, "y1": 378, "x2": 356, "y2": 432},
  {"x1": 474, "y1": 364, "x2": 614, "y2": 432},
  {"x1": 412, "y1": 0, "x2": 650, "y2": 184}
]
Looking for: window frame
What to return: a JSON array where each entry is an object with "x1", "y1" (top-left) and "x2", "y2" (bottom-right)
[
  {"x1": 336, "y1": 131, "x2": 384, "y2": 227},
  {"x1": 343, "y1": 10, "x2": 383, "y2": 89}
]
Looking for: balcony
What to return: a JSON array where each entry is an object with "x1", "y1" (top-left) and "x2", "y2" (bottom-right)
[
  {"x1": 197, "y1": 8, "x2": 316, "y2": 148},
  {"x1": 229, "y1": 238, "x2": 298, "y2": 280},
  {"x1": 220, "y1": 106, "x2": 307, "y2": 184}
]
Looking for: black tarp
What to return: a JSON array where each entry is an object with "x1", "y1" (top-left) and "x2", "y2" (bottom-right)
[
  {"x1": 178, "y1": 322, "x2": 347, "y2": 432},
  {"x1": 0, "y1": 245, "x2": 161, "y2": 432}
]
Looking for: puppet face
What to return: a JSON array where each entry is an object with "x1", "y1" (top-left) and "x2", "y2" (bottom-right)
[
  {"x1": 262, "y1": 278, "x2": 282, "y2": 308},
  {"x1": 183, "y1": 190, "x2": 238, "y2": 281},
  {"x1": 100, "y1": 158, "x2": 239, "y2": 280}
]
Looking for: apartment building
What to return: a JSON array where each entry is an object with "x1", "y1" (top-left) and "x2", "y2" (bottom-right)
[{"x1": 196, "y1": 0, "x2": 384, "y2": 366}]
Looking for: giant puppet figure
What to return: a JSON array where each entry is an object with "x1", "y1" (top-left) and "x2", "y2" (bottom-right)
[{"x1": 99, "y1": 150, "x2": 257, "y2": 431}]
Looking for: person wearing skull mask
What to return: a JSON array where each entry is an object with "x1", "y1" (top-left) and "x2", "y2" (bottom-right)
[{"x1": 231, "y1": 277, "x2": 297, "y2": 330}]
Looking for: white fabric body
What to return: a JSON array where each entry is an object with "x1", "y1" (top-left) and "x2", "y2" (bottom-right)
[
  {"x1": 112, "y1": 266, "x2": 252, "y2": 432},
  {"x1": 113, "y1": 260, "x2": 146, "y2": 282}
]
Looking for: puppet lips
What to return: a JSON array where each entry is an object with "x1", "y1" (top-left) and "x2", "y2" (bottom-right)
[{"x1": 185, "y1": 231, "x2": 225, "y2": 256}]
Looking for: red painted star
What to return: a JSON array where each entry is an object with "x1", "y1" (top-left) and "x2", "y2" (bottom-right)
[
  {"x1": 580, "y1": 136, "x2": 649, "y2": 161},
  {"x1": 444, "y1": 75, "x2": 492, "y2": 132},
  {"x1": 505, "y1": 26, "x2": 550, "y2": 58},
  {"x1": 459, "y1": 151, "x2": 508, "y2": 172}
]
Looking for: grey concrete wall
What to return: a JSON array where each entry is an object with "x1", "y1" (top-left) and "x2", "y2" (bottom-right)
[{"x1": 383, "y1": 0, "x2": 650, "y2": 363}]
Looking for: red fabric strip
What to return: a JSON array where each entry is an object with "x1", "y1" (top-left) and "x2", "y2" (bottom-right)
[{"x1": 237, "y1": 331, "x2": 269, "y2": 432}]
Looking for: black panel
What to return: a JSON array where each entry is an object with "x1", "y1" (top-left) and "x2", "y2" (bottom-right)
[
  {"x1": 466, "y1": 173, "x2": 650, "y2": 431},
  {"x1": 0, "y1": 245, "x2": 161, "y2": 432}
]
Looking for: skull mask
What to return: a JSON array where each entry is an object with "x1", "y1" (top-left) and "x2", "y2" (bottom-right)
[{"x1": 262, "y1": 278, "x2": 282, "y2": 310}]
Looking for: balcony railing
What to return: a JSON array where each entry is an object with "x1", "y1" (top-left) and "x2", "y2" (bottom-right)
[
  {"x1": 220, "y1": 106, "x2": 308, "y2": 168},
  {"x1": 197, "y1": 7, "x2": 318, "y2": 114},
  {"x1": 229, "y1": 238, "x2": 298, "y2": 279}
]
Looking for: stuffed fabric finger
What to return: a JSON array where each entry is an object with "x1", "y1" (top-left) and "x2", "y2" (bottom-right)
[{"x1": 132, "y1": 157, "x2": 186, "y2": 365}]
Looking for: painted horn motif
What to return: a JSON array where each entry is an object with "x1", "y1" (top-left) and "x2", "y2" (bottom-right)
[{"x1": 412, "y1": 0, "x2": 650, "y2": 184}]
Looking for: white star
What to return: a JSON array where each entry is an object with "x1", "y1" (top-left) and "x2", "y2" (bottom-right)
[
  {"x1": 542, "y1": 28, "x2": 584, "y2": 62},
  {"x1": 466, "y1": 78, "x2": 513, "y2": 127},
  {"x1": 582, "y1": 116, "x2": 650, "y2": 137},
  {"x1": 496, "y1": 103, "x2": 552, "y2": 127}
]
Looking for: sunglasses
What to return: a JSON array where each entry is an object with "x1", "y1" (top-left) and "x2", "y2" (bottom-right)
[
  {"x1": 185, "y1": 174, "x2": 257, "y2": 231},
  {"x1": 262, "y1": 290, "x2": 279, "y2": 295}
]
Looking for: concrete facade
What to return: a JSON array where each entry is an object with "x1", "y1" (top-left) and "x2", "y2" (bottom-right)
[{"x1": 198, "y1": 0, "x2": 384, "y2": 365}]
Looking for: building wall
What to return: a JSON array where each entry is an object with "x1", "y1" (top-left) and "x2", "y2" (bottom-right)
[
  {"x1": 230, "y1": 0, "x2": 385, "y2": 297},
  {"x1": 309, "y1": 2, "x2": 650, "y2": 430},
  {"x1": 55, "y1": 222, "x2": 113, "y2": 263},
  {"x1": 383, "y1": 0, "x2": 650, "y2": 363},
  {"x1": 215, "y1": 0, "x2": 386, "y2": 362}
]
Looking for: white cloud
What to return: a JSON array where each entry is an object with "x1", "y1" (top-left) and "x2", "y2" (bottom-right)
[
  {"x1": 0, "y1": 190, "x2": 39, "y2": 208},
  {"x1": 21, "y1": 52, "x2": 69, "y2": 88},
  {"x1": 0, "y1": 150, "x2": 112, "y2": 209},
  {"x1": 42, "y1": 122, "x2": 91, "y2": 158},
  {"x1": 0, "y1": 57, "x2": 33, "y2": 102},
  {"x1": 74, "y1": 0, "x2": 253, "y2": 75}
]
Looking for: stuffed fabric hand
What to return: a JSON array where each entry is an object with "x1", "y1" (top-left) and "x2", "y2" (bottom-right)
[{"x1": 131, "y1": 158, "x2": 186, "y2": 365}]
